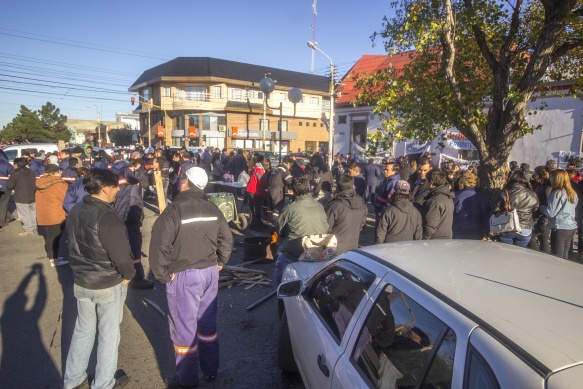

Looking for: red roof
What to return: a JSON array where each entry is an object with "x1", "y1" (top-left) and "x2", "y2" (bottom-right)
[{"x1": 336, "y1": 52, "x2": 413, "y2": 105}]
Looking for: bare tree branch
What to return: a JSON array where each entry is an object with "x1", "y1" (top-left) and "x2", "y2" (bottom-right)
[
  {"x1": 442, "y1": 0, "x2": 487, "y2": 153},
  {"x1": 463, "y1": 0, "x2": 500, "y2": 72},
  {"x1": 500, "y1": 0, "x2": 523, "y2": 68},
  {"x1": 552, "y1": 39, "x2": 583, "y2": 62}
]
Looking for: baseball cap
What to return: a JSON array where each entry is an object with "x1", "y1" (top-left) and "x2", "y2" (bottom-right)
[
  {"x1": 45, "y1": 164, "x2": 60, "y2": 174},
  {"x1": 395, "y1": 180, "x2": 411, "y2": 194},
  {"x1": 282, "y1": 155, "x2": 292, "y2": 164},
  {"x1": 185, "y1": 167, "x2": 208, "y2": 190},
  {"x1": 546, "y1": 159, "x2": 557, "y2": 170}
]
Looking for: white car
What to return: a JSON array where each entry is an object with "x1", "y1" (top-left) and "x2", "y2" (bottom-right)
[{"x1": 277, "y1": 240, "x2": 583, "y2": 389}]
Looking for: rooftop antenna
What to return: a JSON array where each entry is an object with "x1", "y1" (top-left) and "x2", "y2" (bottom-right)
[{"x1": 310, "y1": 0, "x2": 318, "y2": 74}]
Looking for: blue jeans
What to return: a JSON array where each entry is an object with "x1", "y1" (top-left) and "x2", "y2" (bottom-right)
[
  {"x1": 64, "y1": 282, "x2": 127, "y2": 389},
  {"x1": 275, "y1": 253, "x2": 293, "y2": 285},
  {"x1": 498, "y1": 231, "x2": 532, "y2": 248}
]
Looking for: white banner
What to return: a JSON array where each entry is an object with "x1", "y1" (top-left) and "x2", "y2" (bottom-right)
[
  {"x1": 439, "y1": 154, "x2": 478, "y2": 168},
  {"x1": 444, "y1": 131, "x2": 476, "y2": 150},
  {"x1": 405, "y1": 140, "x2": 430, "y2": 154}
]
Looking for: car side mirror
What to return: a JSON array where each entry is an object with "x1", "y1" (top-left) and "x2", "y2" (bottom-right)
[{"x1": 278, "y1": 280, "x2": 304, "y2": 298}]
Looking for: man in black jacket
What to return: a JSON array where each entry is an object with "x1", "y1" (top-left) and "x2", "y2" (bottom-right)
[
  {"x1": 421, "y1": 169, "x2": 454, "y2": 240},
  {"x1": 326, "y1": 174, "x2": 368, "y2": 254},
  {"x1": 409, "y1": 157, "x2": 433, "y2": 210},
  {"x1": 6, "y1": 158, "x2": 37, "y2": 236},
  {"x1": 64, "y1": 169, "x2": 135, "y2": 389},
  {"x1": 267, "y1": 155, "x2": 293, "y2": 218},
  {"x1": 149, "y1": 167, "x2": 233, "y2": 389},
  {"x1": 364, "y1": 159, "x2": 382, "y2": 204}
]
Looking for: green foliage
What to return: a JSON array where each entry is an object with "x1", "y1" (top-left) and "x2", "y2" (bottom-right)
[
  {"x1": 356, "y1": 0, "x2": 583, "y2": 188},
  {"x1": 0, "y1": 102, "x2": 69, "y2": 142}
]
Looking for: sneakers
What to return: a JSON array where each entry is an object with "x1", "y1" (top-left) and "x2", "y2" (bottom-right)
[
  {"x1": 49, "y1": 259, "x2": 69, "y2": 268},
  {"x1": 19, "y1": 230, "x2": 35, "y2": 236},
  {"x1": 164, "y1": 376, "x2": 198, "y2": 389},
  {"x1": 129, "y1": 277, "x2": 154, "y2": 289}
]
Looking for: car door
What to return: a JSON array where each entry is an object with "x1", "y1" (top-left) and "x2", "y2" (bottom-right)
[{"x1": 285, "y1": 259, "x2": 378, "y2": 389}]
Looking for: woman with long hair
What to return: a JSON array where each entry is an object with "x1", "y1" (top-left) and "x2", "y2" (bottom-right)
[
  {"x1": 495, "y1": 172, "x2": 539, "y2": 247},
  {"x1": 542, "y1": 169, "x2": 578, "y2": 259},
  {"x1": 452, "y1": 171, "x2": 490, "y2": 240}
]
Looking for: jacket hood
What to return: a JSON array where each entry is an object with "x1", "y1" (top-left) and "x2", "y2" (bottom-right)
[
  {"x1": 392, "y1": 198, "x2": 417, "y2": 213},
  {"x1": 429, "y1": 184, "x2": 454, "y2": 199},
  {"x1": 111, "y1": 160, "x2": 129, "y2": 176},
  {"x1": 36, "y1": 176, "x2": 65, "y2": 191},
  {"x1": 335, "y1": 189, "x2": 365, "y2": 210}
]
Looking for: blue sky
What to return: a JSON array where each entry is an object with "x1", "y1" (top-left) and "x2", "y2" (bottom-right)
[{"x1": 0, "y1": 0, "x2": 392, "y2": 129}]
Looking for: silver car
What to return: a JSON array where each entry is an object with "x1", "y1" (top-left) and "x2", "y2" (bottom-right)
[{"x1": 277, "y1": 240, "x2": 583, "y2": 388}]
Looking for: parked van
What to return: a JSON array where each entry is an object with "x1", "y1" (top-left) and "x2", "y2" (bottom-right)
[{"x1": 2, "y1": 143, "x2": 60, "y2": 162}]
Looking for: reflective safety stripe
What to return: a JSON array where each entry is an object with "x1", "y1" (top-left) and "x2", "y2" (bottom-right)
[
  {"x1": 62, "y1": 177, "x2": 77, "y2": 182},
  {"x1": 174, "y1": 344, "x2": 198, "y2": 355},
  {"x1": 133, "y1": 258, "x2": 141, "y2": 264},
  {"x1": 181, "y1": 217, "x2": 218, "y2": 224},
  {"x1": 197, "y1": 332, "x2": 217, "y2": 343},
  {"x1": 119, "y1": 179, "x2": 128, "y2": 185},
  {"x1": 0, "y1": 176, "x2": 10, "y2": 180}
]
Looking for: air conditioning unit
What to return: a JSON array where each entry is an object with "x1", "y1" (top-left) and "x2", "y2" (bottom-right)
[{"x1": 218, "y1": 125, "x2": 226, "y2": 132}]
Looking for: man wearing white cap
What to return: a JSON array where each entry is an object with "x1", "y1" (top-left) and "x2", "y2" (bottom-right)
[{"x1": 149, "y1": 167, "x2": 233, "y2": 389}]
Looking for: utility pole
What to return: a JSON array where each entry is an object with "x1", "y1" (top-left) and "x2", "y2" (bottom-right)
[{"x1": 310, "y1": 0, "x2": 318, "y2": 74}]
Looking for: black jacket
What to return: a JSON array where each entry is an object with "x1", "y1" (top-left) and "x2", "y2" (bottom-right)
[
  {"x1": 6, "y1": 167, "x2": 36, "y2": 204},
  {"x1": 495, "y1": 183, "x2": 539, "y2": 229},
  {"x1": 421, "y1": 184, "x2": 454, "y2": 240},
  {"x1": 325, "y1": 189, "x2": 368, "y2": 254},
  {"x1": 375, "y1": 198, "x2": 422, "y2": 243},
  {"x1": 410, "y1": 179, "x2": 430, "y2": 210},
  {"x1": 67, "y1": 195, "x2": 136, "y2": 289},
  {"x1": 268, "y1": 166, "x2": 293, "y2": 212},
  {"x1": 149, "y1": 189, "x2": 233, "y2": 283}
]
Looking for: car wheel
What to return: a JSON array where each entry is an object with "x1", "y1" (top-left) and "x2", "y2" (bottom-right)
[{"x1": 278, "y1": 311, "x2": 299, "y2": 373}]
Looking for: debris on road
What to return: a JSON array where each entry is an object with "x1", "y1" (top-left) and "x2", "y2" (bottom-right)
[
  {"x1": 219, "y1": 265, "x2": 272, "y2": 289},
  {"x1": 143, "y1": 297, "x2": 167, "y2": 317}
]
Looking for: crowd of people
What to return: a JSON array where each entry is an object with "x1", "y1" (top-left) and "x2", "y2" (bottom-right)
[{"x1": 1, "y1": 142, "x2": 582, "y2": 388}]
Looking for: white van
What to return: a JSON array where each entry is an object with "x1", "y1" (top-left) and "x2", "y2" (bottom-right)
[{"x1": 2, "y1": 143, "x2": 59, "y2": 162}]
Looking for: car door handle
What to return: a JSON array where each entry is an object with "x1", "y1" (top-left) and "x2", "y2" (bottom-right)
[{"x1": 317, "y1": 354, "x2": 330, "y2": 377}]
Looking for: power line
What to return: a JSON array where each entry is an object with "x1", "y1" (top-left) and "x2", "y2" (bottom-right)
[
  {"x1": 0, "y1": 74, "x2": 131, "y2": 94},
  {"x1": 0, "y1": 29, "x2": 171, "y2": 61}
]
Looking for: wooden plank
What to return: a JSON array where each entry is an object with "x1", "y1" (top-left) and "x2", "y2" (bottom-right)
[
  {"x1": 221, "y1": 265, "x2": 268, "y2": 275},
  {"x1": 154, "y1": 170, "x2": 166, "y2": 213}
]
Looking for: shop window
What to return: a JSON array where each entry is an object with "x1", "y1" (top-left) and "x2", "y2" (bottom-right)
[{"x1": 339, "y1": 115, "x2": 347, "y2": 124}]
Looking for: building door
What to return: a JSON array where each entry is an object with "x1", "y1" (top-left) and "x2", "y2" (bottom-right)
[{"x1": 352, "y1": 121, "x2": 367, "y2": 149}]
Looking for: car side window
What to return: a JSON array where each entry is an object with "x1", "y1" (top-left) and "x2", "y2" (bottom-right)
[
  {"x1": 464, "y1": 346, "x2": 499, "y2": 389},
  {"x1": 352, "y1": 285, "x2": 456, "y2": 389},
  {"x1": 308, "y1": 261, "x2": 375, "y2": 344}
]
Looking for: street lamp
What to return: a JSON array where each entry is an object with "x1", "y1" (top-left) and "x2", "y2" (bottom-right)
[
  {"x1": 307, "y1": 41, "x2": 335, "y2": 168},
  {"x1": 259, "y1": 77, "x2": 302, "y2": 164}
]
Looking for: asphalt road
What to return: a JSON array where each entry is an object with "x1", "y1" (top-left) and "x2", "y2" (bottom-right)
[{"x1": 0, "y1": 197, "x2": 377, "y2": 389}]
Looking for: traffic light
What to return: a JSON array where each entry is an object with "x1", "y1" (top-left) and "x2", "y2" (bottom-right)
[
  {"x1": 131, "y1": 97, "x2": 135, "y2": 106},
  {"x1": 271, "y1": 132, "x2": 277, "y2": 141}
]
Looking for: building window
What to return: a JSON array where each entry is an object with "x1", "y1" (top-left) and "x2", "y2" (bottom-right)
[
  {"x1": 185, "y1": 86, "x2": 206, "y2": 101},
  {"x1": 258, "y1": 91, "x2": 264, "y2": 100},
  {"x1": 230, "y1": 88, "x2": 243, "y2": 100},
  {"x1": 313, "y1": 122, "x2": 317, "y2": 127},
  {"x1": 339, "y1": 115, "x2": 347, "y2": 124},
  {"x1": 310, "y1": 97, "x2": 319, "y2": 105},
  {"x1": 142, "y1": 88, "x2": 150, "y2": 102},
  {"x1": 275, "y1": 93, "x2": 286, "y2": 101},
  {"x1": 175, "y1": 87, "x2": 183, "y2": 100},
  {"x1": 163, "y1": 87, "x2": 171, "y2": 98},
  {"x1": 176, "y1": 115, "x2": 185, "y2": 130},
  {"x1": 259, "y1": 119, "x2": 269, "y2": 132},
  {"x1": 188, "y1": 114, "x2": 199, "y2": 128},
  {"x1": 213, "y1": 86, "x2": 221, "y2": 99},
  {"x1": 320, "y1": 123, "x2": 324, "y2": 127},
  {"x1": 279, "y1": 120, "x2": 288, "y2": 132},
  {"x1": 322, "y1": 98, "x2": 330, "y2": 113},
  {"x1": 299, "y1": 121, "x2": 303, "y2": 126}
]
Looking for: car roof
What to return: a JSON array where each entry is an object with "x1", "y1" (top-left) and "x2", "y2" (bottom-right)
[{"x1": 356, "y1": 240, "x2": 583, "y2": 375}]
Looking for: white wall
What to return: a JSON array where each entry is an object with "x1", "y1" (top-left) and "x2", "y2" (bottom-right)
[{"x1": 510, "y1": 96, "x2": 583, "y2": 167}]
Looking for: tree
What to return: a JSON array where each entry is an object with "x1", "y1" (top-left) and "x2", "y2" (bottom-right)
[
  {"x1": 354, "y1": 0, "x2": 583, "y2": 189},
  {"x1": 37, "y1": 102, "x2": 70, "y2": 142},
  {"x1": 0, "y1": 102, "x2": 70, "y2": 143}
]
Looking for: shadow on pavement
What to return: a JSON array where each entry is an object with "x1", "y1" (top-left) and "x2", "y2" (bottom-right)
[
  {"x1": 124, "y1": 283, "x2": 175, "y2": 382},
  {"x1": 0, "y1": 264, "x2": 61, "y2": 388},
  {"x1": 55, "y1": 264, "x2": 78, "y2": 376}
]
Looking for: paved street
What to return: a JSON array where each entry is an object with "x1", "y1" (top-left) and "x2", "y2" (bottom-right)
[{"x1": 0, "y1": 198, "x2": 377, "y2": 389}]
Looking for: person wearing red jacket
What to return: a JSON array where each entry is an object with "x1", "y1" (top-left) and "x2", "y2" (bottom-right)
[{"x1": 245, "y1": 155, "x2": 267, "y2": 228}]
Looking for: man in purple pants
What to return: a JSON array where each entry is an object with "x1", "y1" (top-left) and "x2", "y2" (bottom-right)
[{"x1": 149, "y1": 167, "x2": 233, "y2": 389}]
